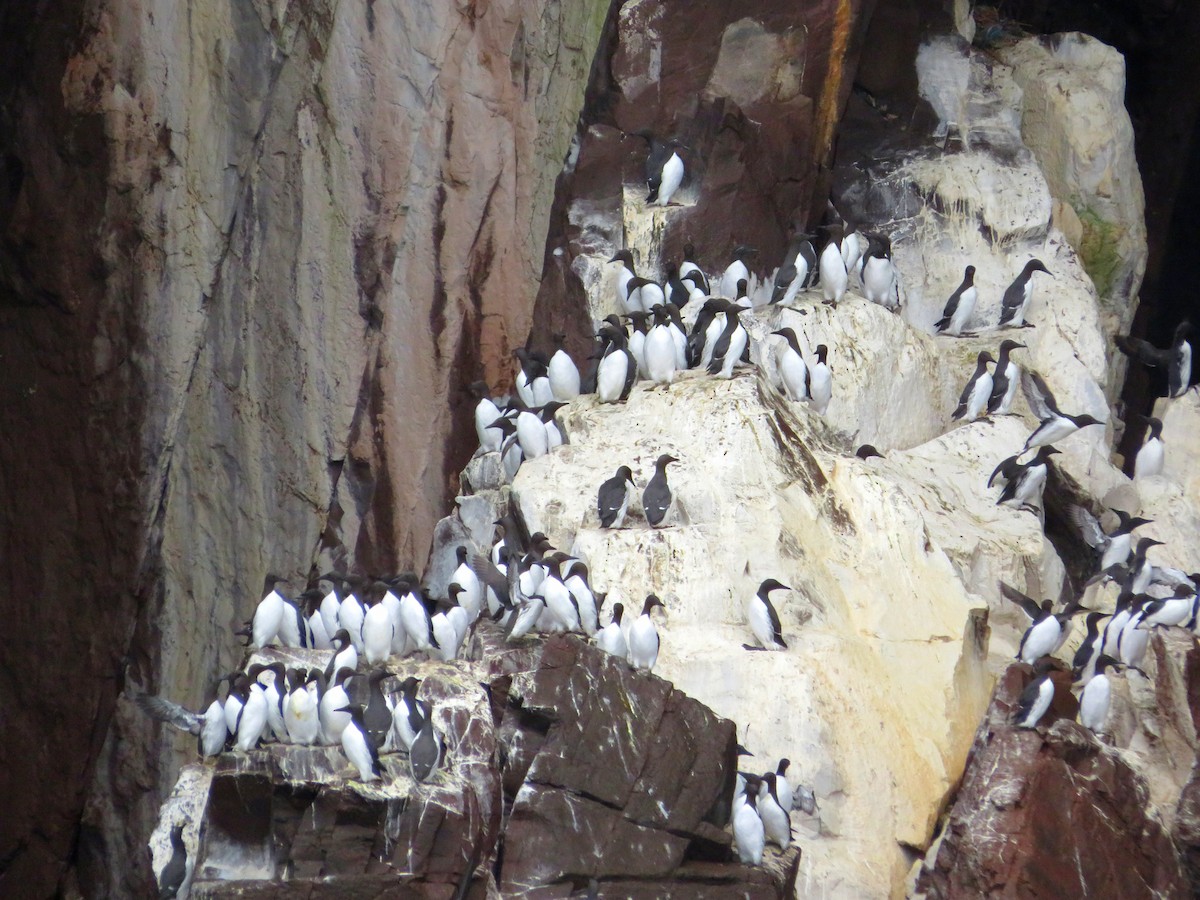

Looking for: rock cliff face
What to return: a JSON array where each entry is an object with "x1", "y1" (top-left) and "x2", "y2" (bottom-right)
[
  {"x1": 4, "y1": 1, "x2": 1195, "y2": 898},
  {"x1": 1, "y1": 1, "x2": 612, "y2": 894}
]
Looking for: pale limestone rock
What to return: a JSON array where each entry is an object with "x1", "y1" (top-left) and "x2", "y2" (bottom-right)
[
  {"x1": 997, "y1": 34, "x2": 1147, "y2": 339},
  {"x1": 513, "y1": 372, "x2": 998, "y2": 898},
  {"x1": 1156, "y1": 391, "x2": 1200, "y2": 501}
]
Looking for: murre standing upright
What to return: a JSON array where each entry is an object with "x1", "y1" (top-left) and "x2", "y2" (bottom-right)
[
  {"x1": 637, "y1": 131, "x2": 685, "y2": 206},
  {"x1": 998, "y1": 259, "x2": 1050, "y2": 328},
  {"x1": 860, "y1": 233, "x2": 899, "y2": 310},
  {"x1": 548, "y1": 333, "x2": 581, "y2": 400},
  {"x1": 642, "y1": 454, "x2": 679, "y2": 528},
  {"x1": 1013, "y1": 658, "x2": 1057, "y2": 728},
  {"x1": 987, "y1": 340, "x2": 1026, "y2": 415},
  {"x1": 609, "y1": 249, "x2": 638, "y2": 313},
  {"x1": 772, "y1": 328, "x2": 809, "y2": 402},
  {"x1": 992, "y1": 446, "x2": 1060, "y2": 512},
  {"x1": 935, "y1": 265, "x2": 977, "y2": 335},
  {"x1": 818, "y1": 224, "x2": 848, "y2": 306},
  {"x1": 951, "y1": 351, "x2": 996, "y2": 422},
  {"x1": 679, "y1": 242, "x2": 709, "y2": 294},
  {"x1": 746, "y1": 579, "x2": 790, "y2": 651},
  {"x1": 596, "y1": 325, "x2": 637, "y2": 403},
  {"x1": 470, "y1": 382, "x2": 504, "y2": 453},
  {"x1": 597, "y1": 465, "x2": 636, "y2": 528},
  {"x1": 628, "y1": 594, "x2": 665, "y2": 672},
  {"x1": 770, "y1": 234, "x2": 815, "y2": 307},
  {"x1": 807, "y1": 344, "x2": 832, "y2": 415},
  {"x1": 720, "y1": 246, "x2": 757, "y2": 300},
  {"x1": 707, "y1": 299, "x2": 748, "y2": 379}
]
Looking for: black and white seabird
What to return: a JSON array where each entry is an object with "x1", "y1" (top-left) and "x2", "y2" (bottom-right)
[
  {"x1": 993, "y1": 446, "x2": 1060, "y2": 511},
  {"x1": 1116, "y1": 320, "x2": 1193, "y2": 398},
  {"x1": 410, "y1": 700, "x2": 444, "y2": 782},
  {"x1": 628, "y1": 594, "x2": 665, "y2": 672},
  {"x1": 236, "y1": 669, "x2": 269, "y2": 751},
  {"x1": 679, "y1": 242, "x2": 709, "y2": 295},
  {"x1": 644, "y1": 305, "x2": 678, "y2": 387},
  {"x1": 1001, "y1": 582, "x2": 1084, "y2": 665},
  {"x1": 469, "y1": 382, "x2": 504, "y2": 453},
  {"x1": 746, "y1": 579, "x2": 790, "y2": 651},
  {"x1": 637, "y1": 131, "x2": 685, "y2": 206},
  {"x1": 1068, "y1": 506, "x2": 1153, "y2": 573},
  {"x1": 608, "y1": 249, "x2": 638, "y2": 313},
  {"x1": 807, "y1": 344, "x2": 832, "y2": 415},
  {"x1": 1133, "y1": 416, "x2": 1164, "y2": 479},
  {"x1": 951, "y1": 351, "x2": 996, "y2": 422},
  {"x1": 596, "y1": 603, "x2": 629, "y2": 659},
  {"x1": 361, "y1": 588, "x2": 394, "y2": 666},
  {"x1": 158, "y1": 824, "x2": 188, "y2": 899},
  {"x1": 720, "y1": 246, "x2": 757, "y2": 300},
  {"x1": 855, "y1": 444, "x2": 884, "y2": 460},
  {"x1": 391, "y1": 676, "x2": 424, "y2": 751},
  {"x1": 1071, "y1": 612, "x2": 1107, "y2": 685},
  {"x1": 1012, "y1": 658, "x2": 1056, "y2": 728},
  {"x1": 338, "y1": 703, "x2": 381, "y2": 782},
  {"x1": 597, "y1": 465, "x2": 635, "y2": 528},
  {"x1": 325, "y1": 628, "x2": 358, "y2": 683},
  {"x1": 774, "y1": 759, "x2": 794, "y2": 813},
  {"x1": 733, "y1": 790, "x2": 765, "y2": 865},
  {"x1": 707, "y1": 299, "x2": 748, "y2": 379},
  {"x1": 250, "y1": 574, "x2": 289, "y2": 649},
  {"x1": 772, "y1": 328, "x2": 809, "y2": 402},
  {"x1": 1078, "y1": 655, "x2": 1121, "y2": 734},
  {"x1": 998, "y1": 259, "x2": 1050, "y2": 328},
  {"x1": 319, "y1": 667, "x2": 355, "y2": 745},
  {"x1": 627, "y1": 276, "x2": 666, "y2": 313},
  {"x1": 364, "y1": 667, "x2": 395, "y2": 750},
  {"x1": 643, "y1": 454, "x2": 679, "y2": 528},
  {"x1": 816, "y1": 224, "x2": 848, "y2": 306},
  {"x1": 596, "y1": 325, "x2": 637, "y2": 403},
  {"x1": 987, "y1": 340, "x2": 1025, "y2": 415},
  {"x1": 1019, "y1": 371, "x2": 1104, "y2": 453},
  {"x1": 283, "y1": 668, "x2": 320, "y2": 746},
  {"x1": 135, "y1": 685, "x2": 228, "y2": 758},
  {"x1": 770, "y1": 234, "x2": 815, "y2": 307},
  {"x1": 934, "y1": 266, "x2": 977, "y2": 335},
  {"x1": 758, "y1": 773, "x2": 792, "y2": 849},
  {"x1": 548, "y1": 333, "x2": 581, "y2": 401},
  {"x1": 860, "y1": 233, "x2": 899, "y2": 310}
]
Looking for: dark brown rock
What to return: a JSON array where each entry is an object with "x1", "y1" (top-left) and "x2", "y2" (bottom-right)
[
  {"x1": 918, "y1": 663, "x2": 1189, "y2": 899},
  {"x1": 165, "y1": 630, "x2": 795, "y2": 898},
  {"x1": 531, "y1": 0, "x2": 879, "y2": 346}
]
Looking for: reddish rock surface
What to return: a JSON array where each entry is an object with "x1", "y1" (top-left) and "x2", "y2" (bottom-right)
[
  {"x1": 918, "y1": 664, "x2": 1189, "y2": 899},
  {"x1": 530, "y1": 0, "x2": 878, "y2": 348},
  {"x1": 165, "y1": 632, "x2": 796, "y2": 898}
]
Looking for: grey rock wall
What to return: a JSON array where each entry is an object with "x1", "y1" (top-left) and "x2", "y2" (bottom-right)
[{"x1": 0, "y1": 1, "x2": 611, "y2": 894}]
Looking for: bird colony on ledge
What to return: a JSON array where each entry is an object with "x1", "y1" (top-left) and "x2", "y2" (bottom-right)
[{"x1": 139, "y1": 112, "x2": 1196, "y2": 896}]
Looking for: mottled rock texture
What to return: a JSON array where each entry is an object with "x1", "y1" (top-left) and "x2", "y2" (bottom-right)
[
  {"x1": 529, "y1": 0, "x2": 878, "y2": 354},
  {"x1": 0, "y1": 1, "x2": 611, "y2": 894},
  {"x1": 917, "y1": 663, "x2": 1189, "y2": 899},
  {"x1": 149, "y1": 634, "x2": 798, "y2": 898}
]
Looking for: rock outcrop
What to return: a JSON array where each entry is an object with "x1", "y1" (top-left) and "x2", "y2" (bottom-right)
[
  {"x1": 148, "y1": 634, "x2": 798, "y2": 898},
  {"x1": 916, "y1": 662, "x2": 1190, "y2": 898}
]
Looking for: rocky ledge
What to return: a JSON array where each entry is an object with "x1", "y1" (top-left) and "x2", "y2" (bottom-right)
[{"x1": 153, "y1": 632, "x2": 798, "y2": 898}]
